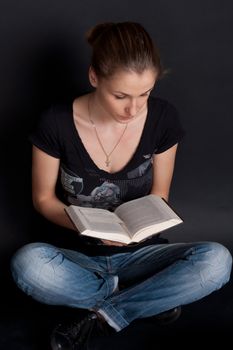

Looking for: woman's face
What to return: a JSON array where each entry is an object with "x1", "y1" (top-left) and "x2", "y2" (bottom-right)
[{"x1": 90, "y1": 68, "x2": 157, "y2": 124}]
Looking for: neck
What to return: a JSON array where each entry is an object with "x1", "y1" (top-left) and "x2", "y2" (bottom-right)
[{"x1": 88, "y1": 93, "x2": 129, "y2": 168}]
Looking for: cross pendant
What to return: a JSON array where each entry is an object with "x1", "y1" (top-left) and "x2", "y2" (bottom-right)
[{"x1": 105, "y1": 157, "x2": 110, "y2": 167}]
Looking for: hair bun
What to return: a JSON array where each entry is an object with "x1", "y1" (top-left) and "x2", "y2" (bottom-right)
[{"x1": 86, "y1": 22, "x2": 114, "y2": 46}]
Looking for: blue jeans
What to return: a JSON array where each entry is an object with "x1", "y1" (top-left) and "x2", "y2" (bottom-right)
[{"x1": 11, "y1": 241, "x2": 232, "y2": 331}]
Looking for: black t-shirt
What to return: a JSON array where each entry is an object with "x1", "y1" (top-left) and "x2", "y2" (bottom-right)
[{"x1": 29, "y1": 96, "x2": 185, "y2": 255}]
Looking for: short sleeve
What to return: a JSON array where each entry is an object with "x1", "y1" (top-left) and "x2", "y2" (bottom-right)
[
  {"x1": 28, "y1": 106, "x2": 61, "y2": 158},
  {"x1": 154, "y1": 103, "x2": 185, "y2": 154}
]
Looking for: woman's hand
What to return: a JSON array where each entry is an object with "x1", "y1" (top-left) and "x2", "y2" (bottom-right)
[{"x1": 101, "y1": 239, "x2": 127, "y2": 246}]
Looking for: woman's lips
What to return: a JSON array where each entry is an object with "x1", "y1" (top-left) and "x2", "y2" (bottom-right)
[{"x1": 118, "y1": 115, "x2": 134, "y2": 120}]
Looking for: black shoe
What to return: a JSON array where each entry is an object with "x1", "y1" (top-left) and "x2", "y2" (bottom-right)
[
  {"x1": 154, "y1": 306, "x2": 181, "y2": 325},
  {"x1": 50, "y1": 312, "x2": 113, "y2": 350}
]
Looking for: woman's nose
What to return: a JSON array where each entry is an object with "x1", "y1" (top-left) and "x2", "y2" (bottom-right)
[{"x1": 125, "y1": 100, "x2": 138, "y2": 116}]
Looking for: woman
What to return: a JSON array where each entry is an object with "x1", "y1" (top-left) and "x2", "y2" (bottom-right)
[{"x1": 11, "y1": 22, "x2": 232, "y2": 350}]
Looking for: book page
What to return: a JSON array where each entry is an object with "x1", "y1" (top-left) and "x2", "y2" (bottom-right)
[
  {"x1": 66, "y1": 206, "x2": 128, "y2": 235},
  {"x1": 115, "y1": 195, "x2": 181, "y2": 237}
]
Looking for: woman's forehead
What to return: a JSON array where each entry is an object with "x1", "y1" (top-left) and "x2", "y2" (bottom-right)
[{"x1": 103, "y1": 69, "x2": 157, "y2": 92}]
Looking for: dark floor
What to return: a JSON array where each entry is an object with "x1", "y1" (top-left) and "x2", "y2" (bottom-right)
[{"x1": 1, "y1": 271, "x2": 233, "y2": 350}]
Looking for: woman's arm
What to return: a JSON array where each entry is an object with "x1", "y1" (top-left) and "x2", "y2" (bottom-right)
[
  {"x1": 31, "y1": 145, "x2": 75, "y2": 231},
  {"x1": 150, "y1": 143, "x2": 178, "y2": 202}
]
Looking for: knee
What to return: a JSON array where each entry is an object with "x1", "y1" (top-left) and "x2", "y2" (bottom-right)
[
  {"x1": 11, "y1": 242, "x2": 60, "y2": 288},
  {"x1": 197, "y1": 242, "x2": 232, "y2": 286}
]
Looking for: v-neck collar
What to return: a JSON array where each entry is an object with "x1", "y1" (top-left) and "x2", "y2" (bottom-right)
[{"x1": 70, "y1": 97, "x2": 153, "y2": 178}]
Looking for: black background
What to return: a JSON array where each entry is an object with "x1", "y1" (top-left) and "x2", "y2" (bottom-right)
[{"x1": 0, "y1": 0, "x2": 233, "y2": 348}]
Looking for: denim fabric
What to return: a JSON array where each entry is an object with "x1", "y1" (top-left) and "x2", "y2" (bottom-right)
[{"x1": 11, "y1": 241, "x2": 232, "y2": 331}]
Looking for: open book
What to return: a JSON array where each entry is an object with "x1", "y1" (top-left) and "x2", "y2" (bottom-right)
[{"x1": 64, "y1": 194, "x2": 183, "y2": 244}]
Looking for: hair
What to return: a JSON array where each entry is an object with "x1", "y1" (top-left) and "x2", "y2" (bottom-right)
[{"x1": 86, "y1": 22, "x2": 166, "y2": 79}]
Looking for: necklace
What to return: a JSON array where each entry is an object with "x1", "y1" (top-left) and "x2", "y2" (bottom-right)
[{"x1": 88, "y1": 95, "x2": 128, "y2": 167}]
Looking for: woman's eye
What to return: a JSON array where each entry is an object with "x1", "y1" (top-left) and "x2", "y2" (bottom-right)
[
  {"x1": 114, "y1": 93, "x2": 149, "y2": 100},
  {"x1": 115, "y1": 95, "x2": 125, "y2": 99}
]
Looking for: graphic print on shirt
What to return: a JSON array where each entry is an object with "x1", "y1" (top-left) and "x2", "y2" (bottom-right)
[
  {"x1": 127, "y1": 158, "x2": 152, "y2": 179},
  {"x1": 60, "y1": 165, "x2": 84, "y2": 195},
  {"x1": 60, "y1": 157, "x2": 153, "y2": 211},
  {"x1": 60, "y1": 165, "x2": 121, "y2": 209}
]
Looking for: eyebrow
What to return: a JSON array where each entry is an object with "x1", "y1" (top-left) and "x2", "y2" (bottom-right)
[{"x1": 113, "y1": 87, "x2": 154, "y2": 96}]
